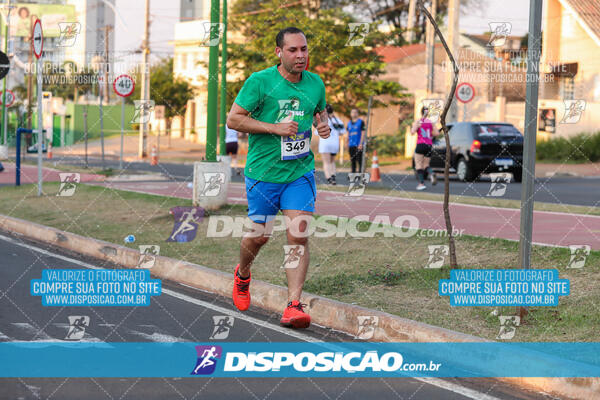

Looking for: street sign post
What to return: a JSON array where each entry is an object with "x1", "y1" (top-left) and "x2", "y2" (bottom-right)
[
  {"x1": 113, "y1": 74, "x2": 135, "y2": 170},
  {"x1": 32, "y1": 18, "x2": 43, "y2": 196},
  {"x1": 455, "y1": 82, "x2": 475, "y2": 122}
]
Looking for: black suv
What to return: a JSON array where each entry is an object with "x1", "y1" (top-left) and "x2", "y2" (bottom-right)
[{"x1": 426, "y1": 122, "x2": 524, "y2": 182}]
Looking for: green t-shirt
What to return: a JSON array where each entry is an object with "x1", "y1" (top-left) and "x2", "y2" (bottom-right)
[{"x1": 234, "y1": 65, "x2": 326, "y2": 183}]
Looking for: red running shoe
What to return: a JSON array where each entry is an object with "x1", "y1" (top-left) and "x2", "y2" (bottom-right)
[
  {"x1": 232, "y1": 264, "x2": 251, "y2": 311},
  {"x1": 280, "y1": 300, "x2": 311, "y2": 329}
]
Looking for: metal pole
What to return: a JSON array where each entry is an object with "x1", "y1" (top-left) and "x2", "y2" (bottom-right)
[
  {"x1": 120, "y1": 95, "x2": 124, "y2": 169},
  {"x1": 425, "y1": 0, "x2": 436, "y2": 94},
  {"x1": 518, "y1": 0, "x2": 543, "y2": 316},
  {"x1": 138, "y1": 0, "x2": 150, "y2": 158},
  {"x1": 84, "y1": 105, "x2": 88, "y2": 168},
  {"x1": 99, "y1": 78, "x2": 105, "y2": 169},
  {"x1": 206, "y1": 0, "x2": 220, "y2": 162},
  {"x1": 446, "y1": 0, "x2": 460, "y2": 122},
  {"x1": 2, "y1": 0, "x2": 11, "y2": 146},
  {"x1": 463, "y1": 103, "x2": 466, "y2": 121},
  {"x1": 360, "y1": 96, "x2": 372, "y2": 174},
  {"x1": 15, "y1": 127, "x2": 19, "y2": 186},
  {"x1": 36, "y1": 58, "x2": 42, "y2": 196},
  {"x1": 219, "y1": 0, "x2": 227, "y2": 156}
]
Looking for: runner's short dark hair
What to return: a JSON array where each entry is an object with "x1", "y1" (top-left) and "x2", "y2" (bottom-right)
[{"x1": 276, "y1": 27, "x2": 306, "y2": 48}]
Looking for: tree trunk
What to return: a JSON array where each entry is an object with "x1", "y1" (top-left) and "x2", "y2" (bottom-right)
[{"x1": 419, "y1": 0, "x2": 459, "y2": 268}]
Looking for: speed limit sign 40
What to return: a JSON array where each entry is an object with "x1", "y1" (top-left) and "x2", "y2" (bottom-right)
[
  {"x1": 113, "y1": 74, "x2": 135, "y2": 97},
  {"x1": 455, "y1": 82, "x2": 475, "y2": 104}
]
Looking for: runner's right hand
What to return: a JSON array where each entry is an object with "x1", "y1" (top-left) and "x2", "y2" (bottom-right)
[{"x1": 275, "y1": 121, "x2": 298, "y2": 137}]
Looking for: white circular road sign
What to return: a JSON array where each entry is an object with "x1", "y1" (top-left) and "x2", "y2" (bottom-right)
[
  {"x1": 1, "y1": 90, "x2": 15, "y2": 107},
  {"x1": 455, "y1": 82, "x2": 475, "y2": 103},
  {"x1": 113, "y1": 74, "x2": 135, "y2": 97},
  {"x1": 32, "y1": 19, "x2": 43, "y2": 59}
]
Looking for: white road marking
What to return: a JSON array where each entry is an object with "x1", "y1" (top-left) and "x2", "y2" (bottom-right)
[{"x1": 1, "y1": 233, "x2": 509, "y2": 400}]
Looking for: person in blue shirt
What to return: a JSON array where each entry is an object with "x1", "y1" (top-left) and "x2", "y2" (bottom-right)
[{"x1": 346, "y1": 108, "x2": 365, "y2": 173}]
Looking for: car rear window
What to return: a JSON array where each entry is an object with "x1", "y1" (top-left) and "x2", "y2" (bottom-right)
[{"x1": 476, "y1": 124, "x2": 522, "y2": 137}]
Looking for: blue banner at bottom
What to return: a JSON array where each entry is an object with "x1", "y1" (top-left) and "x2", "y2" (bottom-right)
[{"x1": 1, "y1": 342, "x2": 599, "y2": 378}]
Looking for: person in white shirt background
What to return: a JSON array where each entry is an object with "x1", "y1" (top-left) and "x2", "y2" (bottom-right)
[
  {"x1": 318, "y1": 104, "x2": 345, "y2": 185},
  {"x1": 225, "y1": 125, "x2": 240, "y2": 174}
]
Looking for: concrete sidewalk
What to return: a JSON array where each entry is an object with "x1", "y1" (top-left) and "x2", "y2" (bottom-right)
[{"x1": 91, "y1": 179, "x2": 600, "y2": 250}]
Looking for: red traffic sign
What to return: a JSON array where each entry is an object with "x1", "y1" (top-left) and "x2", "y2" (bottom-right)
[
  {"x1": 32, "y1": 19, "x2": 43, "y2": 59},
  {"x1": 455, "y1": 82, "x2": 475, "y2": 103},
  {"x1": 1, "y1": 90, "x2": 15, "y2": 107},
  {"x1": 113, "y1": 74, "x2": 135, "y2": 97}
]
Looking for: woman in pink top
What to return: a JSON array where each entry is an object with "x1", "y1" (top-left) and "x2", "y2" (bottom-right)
[{"x1": 410, "y1": 106, "x2": 440, "y2": 190}]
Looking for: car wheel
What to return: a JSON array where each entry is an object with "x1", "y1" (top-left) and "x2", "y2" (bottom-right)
[
  {"x1": 513, "y1": 168, "x2": 523, "y2": 183},
  {"x1": 456, "y1": 158, "x2": 475, "y2": 182}
]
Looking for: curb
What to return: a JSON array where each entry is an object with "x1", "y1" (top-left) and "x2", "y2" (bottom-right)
[{"x1": 0, "y1": 213, "x2": 596, "y2": 400}]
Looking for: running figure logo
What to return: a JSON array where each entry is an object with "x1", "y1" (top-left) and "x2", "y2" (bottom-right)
[
  {"x1": 137, "y1": 245, "x2": 160, "y2": 269},
  {"x1": 167, "y1": 206, "x2": 205, "y2": 242},
  {"x1": 566, "y1": 245, "x2": 590, "y2": 269},
  {"x1": 201, "y1": 22, "x2": 224, "y2": 46},
  {"x1": 346, "y1": 23, "x2": 370, "y2": 46},
  {"x1": 209, "y1": 316, "x2": 234, "y2": 340},
  {"x1": 282, "y1": 245, "x2": 305, "y2": 269},
  {"x1": 487, "y1": 173, "x2": 512, "y2": 197},
  {"x1": 57, "y1": 22, "x2": 81, "y2": 47},
  {"x1": 497, "y1": 316, "x2": 520, "y2": 340},
  {"x1": 487, "y1": 22, "x2": 512, "y2": 47},
  {"x1": 356, "y1": 316, "x2": 378, "y2": 340},
  {"x1": 200, "y1": 173, "x2": 226, "y2": 197},
  {"x1": 131, "y1": 100, "x2": 155, "y2": 124},
  {"x1": 191, "y1": 345, "x2": 222, "y2": 375},
  {"x1": 346, "y1": 173, "x2": 370, "y2": 197},
  {"x1": 561, "y1": 100, "x2": 586, "y2": 124},
  {"x1": 276, "y1": 99, "x2": 302, "y2": 123},
  {"x1": 426, "y1": 245, "x2": 449, "y2": 269},
  {"x1": 420, "y1": 99, "x2": 443, "y2": 123},
  {"x1": 65, "y1": 316, "x2": 90, "y2": 340},
  {"x1": 57, "y1": 173, "x2": 80, "y2": 197}
]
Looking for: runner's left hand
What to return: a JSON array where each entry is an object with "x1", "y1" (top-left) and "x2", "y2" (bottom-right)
[{"x1": 315, "y1": 114, "x2": 330, "y2": 139}]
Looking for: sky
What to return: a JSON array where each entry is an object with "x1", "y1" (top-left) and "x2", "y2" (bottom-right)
[{"x1": 113, "y1": 0, "x2": 531, "y2": 58}]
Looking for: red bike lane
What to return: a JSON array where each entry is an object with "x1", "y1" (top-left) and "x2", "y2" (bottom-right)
[{"x1": 91, "y1": 179, "x2": 600, "y2": 250}]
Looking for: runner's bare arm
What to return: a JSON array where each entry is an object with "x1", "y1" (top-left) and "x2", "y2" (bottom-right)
[{"x1": 227, "y1": 103, "x2": 297, "y2": 137}]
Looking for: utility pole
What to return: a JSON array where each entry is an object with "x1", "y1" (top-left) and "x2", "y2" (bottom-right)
[
  {"x1": 219, "y1": 0, "x2": 227, "y2": 156},
  {"x1": 138, "y1": 0, "x2": 150, "y2": 158},
  {"x1": 446, "y1": 0, "x2": 460, "y2": 122},
  {"x1": 1, "y1": 0, "x2": 12, "y2": 147},
  {"x1": 103, "y1": 25, "x2": 112, "y2": 104},
  {"x1": 518, "y1": 0, "x2": 543, "y2": 319},
  {"x1": 26, "y1": 16, "x2": 32, "y2": 133},
  {"x1": 206, "y1": 0, "x2": 220, "y2": 162},
  {"x1": 425, "y1": 0, "x2": 436, "y2": 94},
  {"x1": 406, "y1": 0, "x2": 416, "y2": 43}
]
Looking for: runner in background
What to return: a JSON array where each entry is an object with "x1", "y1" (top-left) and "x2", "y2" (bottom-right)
[
  {"x1": 346, "y1": 108, "x2": 365, "y2": 174},
  {"x1": 319, "y1": 104, "x2": 344, "y2": 185},
  {"x1": 411, "y1": 106, "x2": 440, "y2": 191},
  {"x1": 225, "y1": 124, "x2": 240, "y2": 174}
]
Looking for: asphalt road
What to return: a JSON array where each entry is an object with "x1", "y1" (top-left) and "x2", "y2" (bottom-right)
[
  {"x1": 41, "y1": 155, "x2": 600, "y2": 207},
  {"x1": 0, "y1": 232, "x2": 554, "y2": 400}
]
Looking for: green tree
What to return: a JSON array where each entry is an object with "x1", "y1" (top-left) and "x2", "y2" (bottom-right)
[
  {"x1": 130, "y1": 57, "x2": 194, "y2": 135},
  {"x1": 227, "y1": 0, "x2": 408, "y2": 117}
]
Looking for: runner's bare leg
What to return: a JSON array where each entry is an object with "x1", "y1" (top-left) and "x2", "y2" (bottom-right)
[
  {"x1": 282, "y1": 209, "x2": 311, "y2": 302},
  {"x1": 239, "y1": 221, "x2": 269, "y2": 277}
]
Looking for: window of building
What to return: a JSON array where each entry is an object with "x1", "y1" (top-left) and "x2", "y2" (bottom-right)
[
  {"x1": 181, "y1": 53, "x2": 188, "y2": 71},
  {"x1": 560, "y1": 76, "x2": 575, "y2": 100}
]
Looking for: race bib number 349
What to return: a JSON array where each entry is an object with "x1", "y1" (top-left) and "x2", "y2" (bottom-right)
[{"x1": 281, "y1": 130, "x2": 310, "y2": 160}]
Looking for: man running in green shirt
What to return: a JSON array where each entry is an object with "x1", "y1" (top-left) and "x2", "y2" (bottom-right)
[{"x1": 227, "y1": 27, "x2": 330, "y2": 329}]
